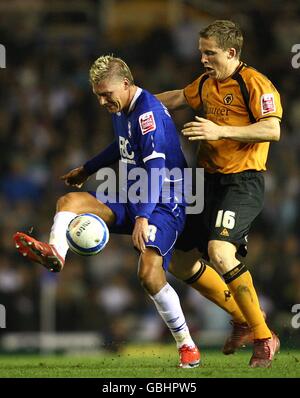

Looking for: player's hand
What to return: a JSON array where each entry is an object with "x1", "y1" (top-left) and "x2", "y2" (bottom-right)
[
  {"x1": 182, "y1": 116, "x2": 223, "y2": 141},
  {"x1": 60, "y1": 166, "x2": 90, "y2": 188},
  {"x1": 132, "y1": 217, "x2": 149, "y2": 253}
]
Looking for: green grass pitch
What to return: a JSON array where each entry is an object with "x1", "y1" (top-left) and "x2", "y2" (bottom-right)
[{"x1": 0, "y1": 344, "x2": 299, "y2": 378}]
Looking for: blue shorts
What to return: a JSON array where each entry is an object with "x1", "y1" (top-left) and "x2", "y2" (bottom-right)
[{"x1": 89, "y1": 191, "x2": 185, "y2": 270}]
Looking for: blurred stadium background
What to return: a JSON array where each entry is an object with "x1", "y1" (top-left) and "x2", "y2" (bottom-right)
[{"x1": 0, "y1": 0, "x2": 300, "y2": 355}]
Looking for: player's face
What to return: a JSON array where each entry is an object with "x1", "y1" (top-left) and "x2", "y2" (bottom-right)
[
  {"x1": 92, "y1": 78, "x2": 130, "y2": 113},
  {"x1": 199, "y1": 37, "x2": 236, "y2": 81}
]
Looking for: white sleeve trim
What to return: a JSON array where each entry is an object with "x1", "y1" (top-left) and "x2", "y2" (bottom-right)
[{"x1": 143, "y1": 151, "x2": 166, "y2": 163}]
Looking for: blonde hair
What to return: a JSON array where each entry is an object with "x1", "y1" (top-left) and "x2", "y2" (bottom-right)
[
  {"x1": 89, "y1": 55, "x2": 134, "y2": 85},
  {"x1": 200, "y1": 20, "x2": 243, "y2": 59}
]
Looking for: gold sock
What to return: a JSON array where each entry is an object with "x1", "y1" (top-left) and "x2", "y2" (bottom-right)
[
  {"x1": 185, "y1": 261, "x2": 246, "y2": 324},
  {"x1": 224, "y1": 264, "x2": 272, "y2": 340}
]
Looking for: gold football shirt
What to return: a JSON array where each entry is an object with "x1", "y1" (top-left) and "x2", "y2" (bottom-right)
[{"x1": 183, "y1": 63, "x2": 283, "y2": 173}]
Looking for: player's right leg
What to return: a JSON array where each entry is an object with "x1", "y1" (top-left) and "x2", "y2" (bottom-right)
[
  {"x1": 208, "y1": 239, "x2": 280, "y2": 367},
  {"x1": 13, "y1": 192, "x2": 115, "y2": 272},
  {"x1": 138, "y1": 248, "x2": 200, "y2": 368}
]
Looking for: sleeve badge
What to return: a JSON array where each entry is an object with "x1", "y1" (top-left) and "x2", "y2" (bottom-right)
[
  {"x1": 260, "y1": 93, "x2": 276, "y2": 115},
  {"x1": 139, "y1": 111, "x2": 156, "y2": 135}
]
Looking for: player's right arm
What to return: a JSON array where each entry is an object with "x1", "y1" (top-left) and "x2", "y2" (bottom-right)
[
  {"x1": 155, "y1": 89, "x2": 188, "y2": 110},
  {"x1": 60, "y1": 140, "x2": 120, "y2": 187}
]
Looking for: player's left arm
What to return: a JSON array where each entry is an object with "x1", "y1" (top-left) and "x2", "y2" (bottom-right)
[{"x1": 182, "y1": 116, "x2": 280, "y2": 142}]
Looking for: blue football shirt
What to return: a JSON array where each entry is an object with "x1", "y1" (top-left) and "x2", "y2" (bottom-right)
[{"x1": 111, "y1": 88, "x2": 188, "y2": 220}]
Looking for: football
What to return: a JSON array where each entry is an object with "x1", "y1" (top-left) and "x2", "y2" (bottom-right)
[{"x1": 66, "y1": 213, "x2": 109, "y2": 256}]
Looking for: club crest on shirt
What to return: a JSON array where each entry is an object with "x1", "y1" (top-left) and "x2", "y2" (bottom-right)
[
  {"x1": 223, "y1": 93, "x2": 233, "y2": 105},
  {"x1": 139, "y1": 111, "x2": 156, "y2": 135},
  {"x1": 261, "y1": 93, "x2": 276, "y2": 115}
]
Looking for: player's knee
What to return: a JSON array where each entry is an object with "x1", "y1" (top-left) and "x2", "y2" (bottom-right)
[
  {"x1": 207, "y1": 241, "x2": 238, "y2": 274},
  {"x1": 207, "y1": 241, "x2": 222, "y2": 265},
  {"x1": 56, "y1": 192, "x2": 80, "y2": 212},
  {"x1": 138, "y1": 252, "x2": 165, "y2": 294},
  {"x1": 169, "y1": 249, "x2": 200, "y2": 280},
  {"x1": 56, "y1": 193, "x2": 73, "y2": 211},
  {"x1": 138, "y1": 264, "x2": 156, "y2": 290}
]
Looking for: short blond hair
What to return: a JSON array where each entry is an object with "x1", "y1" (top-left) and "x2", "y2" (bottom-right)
[
  {"x1": 89, "y1": 55, "x2": 134, "y2": 85},
  {"x1": 200, "y1": 20, "x2": 243, "y2": 59}
]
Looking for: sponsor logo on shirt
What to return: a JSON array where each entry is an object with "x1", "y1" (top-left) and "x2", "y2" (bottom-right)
[
  {"x1": 220, "y1": 228, "x2": 229, "y2": 237},
  {"x1": 139, "y1": 111, "x2": 156, "y2": 135},
  {"x1": 261, "y1": 93, "x2": 276, "y2": 115}
]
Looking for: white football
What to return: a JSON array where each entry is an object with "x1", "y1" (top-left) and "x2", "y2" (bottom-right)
[{"x1": 66, "y1": 213, "x2": 109, "y2": 256}]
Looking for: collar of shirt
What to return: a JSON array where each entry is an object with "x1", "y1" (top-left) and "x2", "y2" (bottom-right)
[{"x1": 128, "y1": 87, "x2": 143, "y2": 113}]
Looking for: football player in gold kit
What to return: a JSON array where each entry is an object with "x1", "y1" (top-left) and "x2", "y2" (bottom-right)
[{"x1": 157, "y1": 20, "x2": 282, "y2": 368}]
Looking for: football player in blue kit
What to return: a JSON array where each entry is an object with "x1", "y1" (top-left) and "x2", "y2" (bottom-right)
[{"x1": 14, "y1": 55, "x2": 200, "y2": 368}]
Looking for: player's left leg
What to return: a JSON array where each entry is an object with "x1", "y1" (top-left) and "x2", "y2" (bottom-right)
[
  {"x1": 138, "y1": 247, "x2": 200, "y2": 368},
  {"x1": 13, "y1": 192, "x2": 115, "y2": 272},
  {"x1": 169, "y1": 248, "x2": 255, "y2": 354},
  {"x1": 170, "y1": 249, "x2": 246, "y2": 324},
  {"x1": 49, "y1": 191, "x2": 115, "y2": 261},
  {"x1": 172, "y1": 212, "x2": 253, "y2": 354}
]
